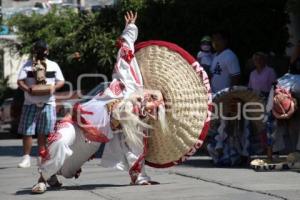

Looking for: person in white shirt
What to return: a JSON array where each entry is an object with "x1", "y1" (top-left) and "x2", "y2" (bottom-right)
[
  {"x1": 210, "y1": 31, "x2": 241, "y2": 93},
  {"x1": 17, "y1": 40, "x2": 65, "y2": 168},
  {"x1": 208, "y1": 31, "x2": 244, "y2": 166}
]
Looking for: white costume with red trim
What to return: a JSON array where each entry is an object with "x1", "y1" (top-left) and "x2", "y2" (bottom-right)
[
  {"x1": 40, "y1": 120, "x2": 101, "y2": 180},
  {"x1": 39, "y1": 23, "x2": 150, "y2": 184}
]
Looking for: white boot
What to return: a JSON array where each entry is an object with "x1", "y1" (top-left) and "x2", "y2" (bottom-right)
[{"x1": 18, "y1": 155, "x2": 31, "y2": 168}]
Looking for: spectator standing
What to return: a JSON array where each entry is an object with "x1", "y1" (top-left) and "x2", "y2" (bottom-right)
[
  {"x1": 248, "y1": 52, "x2": 277, "y2": 94},
  {"x1": 196, "y1": 35, "x2": 213, "y2": 77},
  {"x1": 210, "y1": 31, "x2": 241, "y2": 93},
  {"x1": 17, "y1": 40, "x2": 65, "y2": 168}
]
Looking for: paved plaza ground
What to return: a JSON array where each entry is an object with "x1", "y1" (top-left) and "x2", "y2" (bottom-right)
[{"x1": 0, "y1": 139, "x2": 299, "y2": 200}]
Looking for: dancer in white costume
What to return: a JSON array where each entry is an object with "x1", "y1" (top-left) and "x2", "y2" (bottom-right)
[{"x1": 32, "y1": 11, "x2": 166, "y2": 193}]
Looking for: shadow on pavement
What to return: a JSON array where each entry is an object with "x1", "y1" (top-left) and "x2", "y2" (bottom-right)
[
  {"x1": 15, "y1": 184, "x2": 128, "y2": 195},
  {"x1": 181, "y1": 158, "x2": 215, "y2": 168},
  {"x1": 62, "y1": 184, "x2": 128, "y2": 190},
  {"x1": 15, "y1": 189, "x2": 32, "y2": 195},
  {"x1": 0, "y1": 166, "x2": 20, "y2": 170},
  {"x1": 0, "y1": 132, "x2": 21, "y2": 140},
  {"x1": 0, "y1": 143, "x2": 103, "y2": 159},
  {"x1": 0, "y1": 146, "x2": 38, "y2": 157},
  {"x1": 181, "y1": 156, "x2": 251, "y2": 169}
]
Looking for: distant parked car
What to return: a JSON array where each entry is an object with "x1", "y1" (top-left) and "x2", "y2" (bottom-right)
[
  {"x1": 55, "y1": 90, "x2": 82, "y2": 119},
  {"x1": 9, "y1": 82, "x2": 110, "y2": 133},
  {"x1": 1, "y1": 98, "x2": 13, "y2": 122},
  {"x1": 33, "y1": 2, "x2": 51, "y2": 14},
  {"x1": 91, "y1": 5, "x2": 103, "y2": 13},
  {"x1": 0, "y1": 98, "x2": 14, "y2": 132},
  {"x1": 10, "y1": 88, "x2": 82, "y2": 132},
  {"x1": 0, "y1": 25, "x2": 10, "y2": 35},
  {"x1": 48, "y1": 0, "x2": 63, "y2": 5},
  {"x1": 55, "y1": 82, "x2": 110, "y2": 118},
  {"x1": 10, "y1": 88, "x2": 24, "y2": 135},
  {"x1": 81, "y1": 82, "x2": 110, "y2": 100},
  {"x1": 60, "y1": 3, "x2": 85, "y2": 12}
]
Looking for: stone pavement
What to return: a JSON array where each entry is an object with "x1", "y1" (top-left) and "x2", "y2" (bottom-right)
[{"x1": 0, "y1": 139, "x2": 299, "y2": 200}]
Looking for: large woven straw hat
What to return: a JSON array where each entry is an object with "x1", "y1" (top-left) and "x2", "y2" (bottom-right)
[
  {"x1": 211, "y1": 86, "x2": 265, "y2": 136},
  {"x1": 135, "y1": 41, "x2": 212, "y2": 168}
]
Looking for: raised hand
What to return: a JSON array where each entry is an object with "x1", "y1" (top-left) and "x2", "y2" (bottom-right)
[{"x1": 124, "y1": 11, "x2": 137, "y2": 26}]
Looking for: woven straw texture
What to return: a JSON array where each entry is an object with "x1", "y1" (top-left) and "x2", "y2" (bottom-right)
[
  {"x1": 212, "y1": 86, "x2": 265, "y2": 135},
  {"x1": 135, "y1": 44, "x2": 209, "y2": 165}
]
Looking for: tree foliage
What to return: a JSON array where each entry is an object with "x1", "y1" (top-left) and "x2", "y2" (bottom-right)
[
  {"x1": 8, "y1": 8, "x2": 120, "y2": 90},
  {"x1": 116, "y1": 0, "x2": 146, "y2": 13},
  {"x1": 7, "y1": 0, "x2": 290, "y2": 89}
]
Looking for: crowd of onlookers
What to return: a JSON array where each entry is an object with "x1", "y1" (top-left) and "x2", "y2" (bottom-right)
[
  {"x1": 197, "y1": 31, "x2": 300, "y2": 167},
  {"x1": 197, "y1": 31, "x2": 300, "y2": 95}
]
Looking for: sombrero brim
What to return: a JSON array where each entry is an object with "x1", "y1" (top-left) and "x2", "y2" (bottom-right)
[{"x1": 135, "y1": 40, "x2": 212, "y2": 168}]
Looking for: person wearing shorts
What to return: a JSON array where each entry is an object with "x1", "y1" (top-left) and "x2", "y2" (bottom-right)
[{"x1": 17, "y1": 40, "x2": 65, "y2": 168}]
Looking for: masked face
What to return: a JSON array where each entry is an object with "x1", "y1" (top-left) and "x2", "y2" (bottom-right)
[
  {"x1": 33, "y1": 47, "x2": 48, "y2": 60},
  {"x1": 200, "y1": 44, "x2": 212, "y2": 52},
  {"x1": 134, "y1": 92, "x2": 164, "y2": 120}
]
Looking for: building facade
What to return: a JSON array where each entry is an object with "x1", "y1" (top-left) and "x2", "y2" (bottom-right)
[{"x1": 0, "y1": 35, "x2": 28, "y2": 89}]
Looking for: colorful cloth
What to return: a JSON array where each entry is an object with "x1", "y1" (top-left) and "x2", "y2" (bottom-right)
[{"x1": 207, "y1": 118, "x2": 257, "y2": 166}]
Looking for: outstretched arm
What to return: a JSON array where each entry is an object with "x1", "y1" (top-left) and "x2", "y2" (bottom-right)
[
  {"x1": 124, "y1": 11, "x2": 137, "y2": 27},
  {"x1": 121, "y1": 11, "x2": 138, "y2": 48}
]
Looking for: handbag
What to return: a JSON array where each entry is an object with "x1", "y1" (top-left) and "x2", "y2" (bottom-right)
[{"x1": 30, "y1": 59, "x2": 54, "y2": 96}]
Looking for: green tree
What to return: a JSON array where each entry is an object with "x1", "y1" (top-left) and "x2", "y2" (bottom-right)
[
  {"x1": 7, "y1": 8, "x2": 120, "y2": 90},
  {"x1": 7, "y1": 0, "x2": 290, "y2": 88}
]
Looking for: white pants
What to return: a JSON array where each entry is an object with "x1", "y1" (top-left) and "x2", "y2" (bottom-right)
[
  {"x1": 40, "y1": 121, "x2": 150, "y2": 184},
  {"x1": 40, "y1": 122, "x2": 101, "y2": 180},
  {"x1": 101, "y1": 134, "x2": 151, "y2": 184}
]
